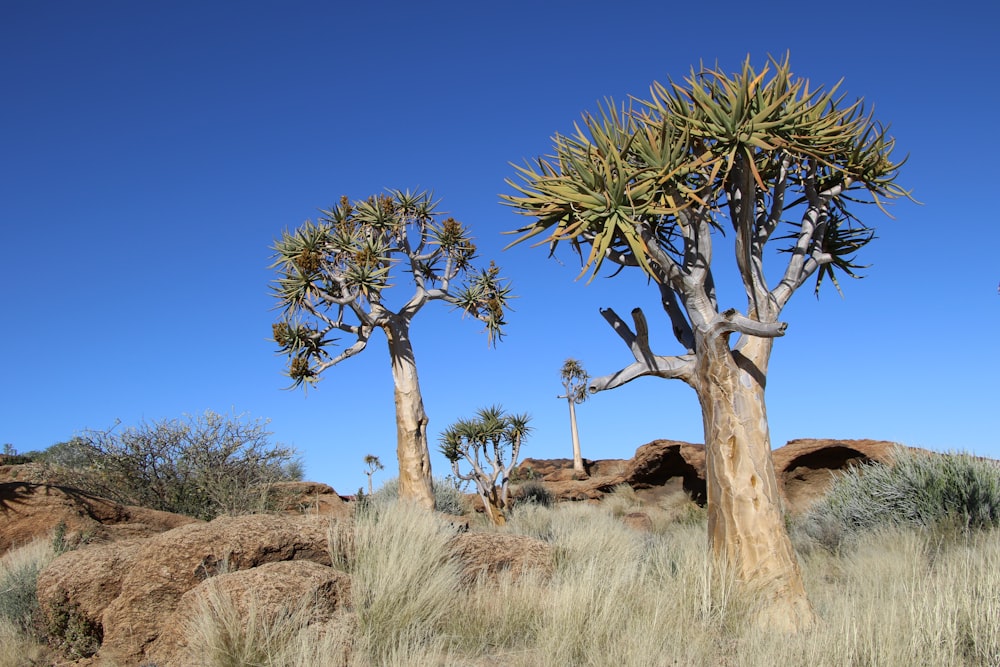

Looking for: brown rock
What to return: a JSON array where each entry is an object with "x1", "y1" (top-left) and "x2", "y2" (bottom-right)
[
  {"x1": 448, "y1": 532, "x2": 554, "y2": 585},
  {"x1": 44, "y1": 512, "x2": 335, "y2": 664},
  {"x1": 0, "y1": 482, "x2": 198, "y2": 556},
  {"x1": 268, "y1": 481, "x2": 352, "y2": 519},
  {"x1": 516, "y1": 440, "x2": 707, "y2": 505},
  {"x1": 515, "y1": 439, "x2": 921, "y2": 515},
  {"x1": 36, "y1": 539, "x2": 144, "y2": 648},
  {"x1": 147, "y1": 560, "x2": 351, "y2": 666},
  {"x1": 771, "y1": 438, "x2": 901, "y2": 514},
  {"x1": 621, "y1": 511, "x2": 654, "y2": 532}
]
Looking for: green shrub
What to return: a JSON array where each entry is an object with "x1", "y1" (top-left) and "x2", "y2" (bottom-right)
[
  {"x1": 44, "y1": 590, "x2": 101, "y2": 659},
  {"x1": 0, "y1": 560, "x2": 42, "y2": 635},
  {"x1": 0, "y1": 538, "x2": 57, "y2": 640},
  {"x1": 373, "y1": 476, "x2": 467, "y2": 516},
  {"x1": 798, "y1": 447, "x2": 1000, "y2": 550},
  {"x1": 43, "y1": 411, "x2": 302, "y2": 520},
  {"x1": 513, "y1": 480, "x2": 554, "y2": 508}
]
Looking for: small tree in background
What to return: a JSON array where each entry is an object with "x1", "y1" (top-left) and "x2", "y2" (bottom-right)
[
  {"x1": 270, "y1": 189, "x2": 513, "y2": 510},
  {"x1": 439, "y1": 406, "x2": 531, "y2": 526},
  {"x1": 363, "y1": 454, "x2": 383, "y2": 495},
  {"x1": 557, "y1": 358, "x2": 589, "y2": 475}
]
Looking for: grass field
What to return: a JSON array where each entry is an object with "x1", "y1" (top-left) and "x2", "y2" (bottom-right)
[{"x1": 3, "y1": 488, "x2": 998, "y2": 666}]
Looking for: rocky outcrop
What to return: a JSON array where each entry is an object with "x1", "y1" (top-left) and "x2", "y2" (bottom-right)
[
  {"x1": 267, "y1": 481, "x2": 352, "y2": 519},
  {"x1": 516, "y1": 440, "x2": 707, "y2": 505},
  {"x1": 516, "y1": 438, "x2": 905, "y2": 514},
  {"x1": 773, "y1": 438, "x2": 899, "y2": 512},
  {"x1": 0, "y1": 482, "x2": 198, "y2": 555},
  {"x1": 37, "y1": 512, "x2": 339, "y2": 665}
]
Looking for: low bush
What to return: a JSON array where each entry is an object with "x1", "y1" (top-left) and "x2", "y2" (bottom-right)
[
  {"x1": 42, "y1": 411, "x2": 302, "y2": 520},
  {"x1": 513, "y1": 480, "x2": 553, "y2": 508},
  {"x1": 798, "y1": 446, "x2": 1000, "y2": 550},
  {"x1": 0, "y1": 542, "x2": 50, "y2": 636}
]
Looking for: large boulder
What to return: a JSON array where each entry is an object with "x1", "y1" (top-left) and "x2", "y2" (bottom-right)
[
  {"x1": 146, "y1": 560, "x2": 352, "y2": 666},
  {"x1": 448, "y1": 532, "x2": 554, "y2": 585},
  {"x1": 0, "y1": 482, "x2": 198, "y2": 556},
  {"x1": 37, "y1": 512, "x2": 338, "y2": 665},
  {"x1": 771, "y1": 438, "x2": 899, "y2": 513}
]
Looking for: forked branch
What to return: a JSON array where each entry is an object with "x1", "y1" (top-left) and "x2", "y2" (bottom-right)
[{"x1": 589, "y1": 307, "x2": 696, "y2": 392}]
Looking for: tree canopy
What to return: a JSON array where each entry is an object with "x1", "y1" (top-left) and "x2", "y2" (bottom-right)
[{"x1": 270, "y1": 189, "x2": 512, "y2": 389}]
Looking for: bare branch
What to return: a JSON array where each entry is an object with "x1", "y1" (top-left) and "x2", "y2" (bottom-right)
[
  {"x1": 592, "y1": 307, "x2": 696, "y2": 391},
  {"x1": 658, "y1": 283, "x2": 695, "y2": 352},
  {"x1": 708, "y1": 308, "x2": 787, "y2": 339},
  {"x1": 314, "y1": 326, "x2": 373, "y2": 371}
]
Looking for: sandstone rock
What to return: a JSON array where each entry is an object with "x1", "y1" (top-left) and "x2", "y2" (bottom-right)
[
  {"x1": 622, "y1": 511, "x2": 654, "y2": 532},
  {"x1": 771, "y1": 438, "x2": 900, "y2": 513},
  {"x1": 516, "y1": 440, "x2": 707, "y2": 505},
  {"x1": 42, "y1": 512, "x2": 335, "y2": 664},
  {"x1": 448, "y1": 532, "x2": 554, "y2": 585},
  {"x1": 0, "y1": 482, "x2": 198, "y2": 556},
  {"x1": 147, "y1": 560, "x2": 352, "y2": 666},
  {"x1": 36, "y1": 539, "x2": 144, "y2": 650},
  {"x1": 516, "y1": 438, "x2": 913, "y2": 515},
  {"x1": 267, "y1": 481, "x2": 352, "y2": 520}
]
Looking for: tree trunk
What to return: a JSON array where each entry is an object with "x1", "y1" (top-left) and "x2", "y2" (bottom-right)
[
  {"x1": 695, "y1": 334, "x2": 816, "y2": 632},
  {"x1": 481, "y1": 486, "x2": 507, "y2": 526},
  {"x1": 384, "y1": 320, "x2": 435, "y2": 510},
  {"x1": 567, "y1": 399, "x2": 585, "y2": 475}
]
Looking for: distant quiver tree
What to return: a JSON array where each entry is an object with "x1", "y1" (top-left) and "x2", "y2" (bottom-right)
[
  {"x1": 270, "y1": 189, "x2": 513, "y2": 510},
  {"x1": 363, "y1": 453, "x2": 383, "y2": 495},
  {"x1": 439, "y1": 406, "x2": 531, "y2": 526},
  {"x1": 504, "y1": 55, "x2": 910, "y2": 630},
  {"x1": 557, "y1": 358, "x2": 589, "y2": 475}
]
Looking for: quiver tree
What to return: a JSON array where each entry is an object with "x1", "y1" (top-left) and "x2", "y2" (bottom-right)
[
  {"x1": 270, "y1": 189, "x2": 513, "y2": 510},
  {"x1": 363, "y1": 453, "x2": 383, "y2": 495},
  {"x1": 439, "y1": 406, "x2": 531, "y2": 526},
  {"x1": 557, "y1": 358, "x2": 589, "y2": 475},
  {"x1": 504, "y1": 55, "x2": 910, "y2": 630}
]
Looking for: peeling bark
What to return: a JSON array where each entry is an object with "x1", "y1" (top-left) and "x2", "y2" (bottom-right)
[
  {"x1": 385, "y1": 319, "x2": 434, "y2": 510},
  {"x1": 695, "y1": 333, "x2": 815, "y2": 631}
]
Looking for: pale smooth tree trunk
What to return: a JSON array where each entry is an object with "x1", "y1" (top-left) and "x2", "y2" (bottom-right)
[
  {"x1": 695, "y1": 333, "x2": 815, "y2": 631},
  {"x1": 384, "y1": 320, "x2": 435, "y2": 510},
  {"x1": 567, "y1": 398, "x2": 585, "y2": 475}
]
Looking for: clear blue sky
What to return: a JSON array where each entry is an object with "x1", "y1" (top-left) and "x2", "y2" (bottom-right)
[{"x1": 2, "y1": 1, "x2": 997, "y2": 495}]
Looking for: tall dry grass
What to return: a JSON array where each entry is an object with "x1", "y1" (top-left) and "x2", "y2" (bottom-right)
[
  {"x1": 17, "y1": 496, "x2": 991, "y2": 666},
  {"x1": 182, "y1": 497, "x2": 1000, "y2": 666},
  {"x1": 0, "y1": 537, "x2": 58, "y2": 666}
]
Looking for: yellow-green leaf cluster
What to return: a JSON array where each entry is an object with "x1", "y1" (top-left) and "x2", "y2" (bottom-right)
[{"x1": 503, "y1": 54, "x2": 909, "y2": 283}]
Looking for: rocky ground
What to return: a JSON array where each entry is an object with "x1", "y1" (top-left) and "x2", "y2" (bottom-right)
[{"x1": 0, "y1": 438, "x2": 907, "y2": 665}]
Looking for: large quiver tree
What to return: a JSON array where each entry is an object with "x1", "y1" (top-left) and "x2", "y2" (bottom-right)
[
  {"x1": 504, "y1": 55, "x2": 909, "y2": 630},
  {"x1": 270, "y1": 189, "x2": 512, "y2": 510}
]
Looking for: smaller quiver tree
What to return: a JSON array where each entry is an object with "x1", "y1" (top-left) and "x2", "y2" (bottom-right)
[
  {"x1": 363, "y1": 454, "x2": 383, "y2": 495},
  {"x1": 439, "y1": 406, "x2": 531, "y2": 526},
  {"x1": 269, "y1": 189, "x2": 513, "y2": 510},
  {"x1": 557, "y1": 358, "x2": 589, "y2": 475}
]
